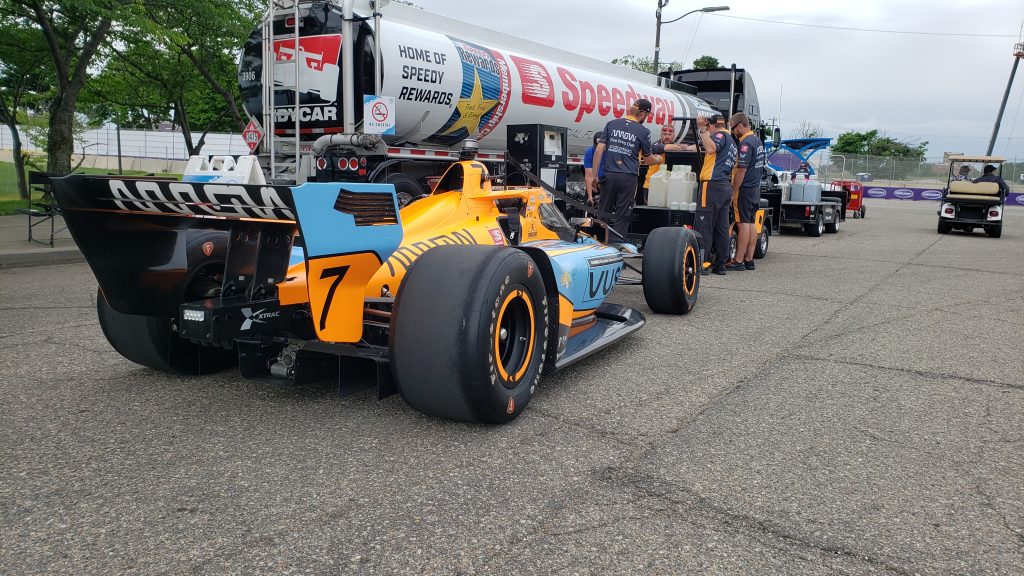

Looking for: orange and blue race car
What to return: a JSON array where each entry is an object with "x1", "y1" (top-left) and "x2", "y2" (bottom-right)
[{"x1": 51, "y1": 157, "x2": 702, "y2": 423}]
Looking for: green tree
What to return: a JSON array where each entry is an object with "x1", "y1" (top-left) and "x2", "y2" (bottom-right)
[
  {"x1": 611, "y1": 54, "x2": 684, "y2": 75},
  {"x1": 692, "y1": 55, "x2": 720, "y2": 70},
  {"x1": 3, "y1": 0, "x2": 135, "y2": 176},
  {"x1": 832, "y1": 129, "x2": 927, "y2": 160},
  {"x1": 143, "y1": 0, "x2": 262, "y2": 132},
  {"x1": 0, "y1": 19, "x2": 51, "y2": 199}
]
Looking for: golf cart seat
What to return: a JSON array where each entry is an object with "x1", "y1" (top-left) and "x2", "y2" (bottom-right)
[{"x1": 946, "y1": 181, "x2": 1003, "y2": 203}]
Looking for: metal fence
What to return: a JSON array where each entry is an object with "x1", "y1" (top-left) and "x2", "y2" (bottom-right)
[
  {"x1": 0, "y1": 125, "x2": 248, "y2": 160},
  {"x1": 810, "y1": 154, "x2": 1024, "y2": 192}
]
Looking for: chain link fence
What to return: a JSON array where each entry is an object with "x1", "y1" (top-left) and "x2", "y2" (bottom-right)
[{"x1": 810, "y1": 153, "x2": 1023, "y2": 192}]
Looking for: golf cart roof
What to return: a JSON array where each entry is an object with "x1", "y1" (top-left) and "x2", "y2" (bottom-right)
[{"x1": 948, "y1": 155, "x2": 1005, "y2": 163}]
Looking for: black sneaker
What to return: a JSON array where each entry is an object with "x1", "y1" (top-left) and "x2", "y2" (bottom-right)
[
  {"x1": 744, "y1": 260, "x2": 756, "y2": 270},
  {"x1": 725, "y1": 261, "x2": 746, "y2": 271},
  {"x1": 701, "y1": 262, "x2": 711, "y2": 276},
  {"x1": 712, "y1": 266, "x2": 727, "y2": 276}
]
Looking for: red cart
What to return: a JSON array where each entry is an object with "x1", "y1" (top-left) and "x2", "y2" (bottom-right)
[{"x1": 830, "y1": 180, "x2": 866, "y2": 219}]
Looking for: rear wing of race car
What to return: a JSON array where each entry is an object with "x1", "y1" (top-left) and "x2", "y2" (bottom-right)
[{"x1": 51, "y1": 175, "x2": 402, "y2": 343}]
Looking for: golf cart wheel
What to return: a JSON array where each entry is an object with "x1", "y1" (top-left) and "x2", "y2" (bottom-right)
[
  {"x1": 825, "y1": 214, "x2": 840, "y2": 234},
  {"x1": 642, "y1": 227, "x2": 700, "y2": 315},
  {"x1": 937, "y1": 219, "x2": 952, "y2": 234},
  {"x1": 97, "y1": 288, "x2": 236, "y2": 375},
  {"x1": 805, "y1": 213, "x2": 824, "y2": 237},
  {"x1": 754, "y1": 223, "x2": 769, "y2": 259},
  {"x1": 987, "y1": 223, "x2": 1002, "y2": 238},
  {"x1": 391, "y1": 246, "x2": 548, "y2": 424}
]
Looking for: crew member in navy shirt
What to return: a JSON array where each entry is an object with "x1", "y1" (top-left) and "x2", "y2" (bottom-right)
[
  {"x1": 726, "y1": 112, "x2": 765, "y2": 271},
  {"x1": 592, "y1": 99, "x2": 663, "y2": 239},
  {"x1": 694, "y1": 113, "x2": 737, "y2": 275},
  {"x1": 583, "y1": 131, "x2": 605, "y2": 205}
]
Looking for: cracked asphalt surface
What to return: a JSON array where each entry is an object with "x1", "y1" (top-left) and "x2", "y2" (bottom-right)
[{"x1": 2, "y1": 200, "x2": 1022, "y2": 575}]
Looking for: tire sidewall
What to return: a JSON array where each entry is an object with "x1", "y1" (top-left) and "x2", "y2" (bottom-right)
[{"x1": 468, "y1": 256, "x2": 548, "y2": 423}]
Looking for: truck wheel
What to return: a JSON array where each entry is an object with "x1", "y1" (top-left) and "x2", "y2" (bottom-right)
[
  {"x1": 805, "y1": 213, "x2": 824, "y2": 237},
  {"x1": 825, "y1": 214, "x2": 840, "y2": 234},
  {"x1": 97, "y1": 288, "x2": 235, "y2": 374},
  {"x1": 384, "y1": 173, "x2": 428, "y2": 207},
  {"x1": 987, "y1": 223, "x2": 1002, "y2": 238},
  {"x1": 642, "y1": 227, "x2": 700, "y2": 315},
  {"x1": 754, "y1": 224, "x2": 769, "y2": 259},
  {"x1": 391, "y1": 246, "x2": 548, "y2": 424},
  {"x1": 937, "y1": 219, "x2": 952, "y2": 234}
]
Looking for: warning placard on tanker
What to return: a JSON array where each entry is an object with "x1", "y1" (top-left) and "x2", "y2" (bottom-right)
[{"x1": 363, "y1": 95, "x2": 396, "y2": 135}]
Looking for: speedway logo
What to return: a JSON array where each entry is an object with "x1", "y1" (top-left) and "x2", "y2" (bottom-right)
[
  {"x1": 866, "y1": 188, "x2": 888, "y2": 198},
  {"x1": 921, "y1": 190, "x2": 943, "y2": 200},
  {"x1": 104, "y1": 180, "x2": 296, "y2": 221},
  {"x1": 893, "y1": 189, "x2": 915, "y2": 199},
  {"x1": 241, "y1": 307, "x2": 281, "y2": 331}
]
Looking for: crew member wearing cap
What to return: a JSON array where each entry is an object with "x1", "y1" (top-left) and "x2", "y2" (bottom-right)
[
  {"x1": 725, "y1": 112, "x2": 766, "y2": 271},
  {"x1": 972, "y1": 164, "x2": 1010, "y2": 195},
  {"x1": 592, "y1": 99, "x2": 662, "y2": 239},
  {"x1": 642, "y1": 124, "x2": 697, "y2": 202},
  {"x1": 694, "y1": 113, "x2": 737, "y2": 275}
]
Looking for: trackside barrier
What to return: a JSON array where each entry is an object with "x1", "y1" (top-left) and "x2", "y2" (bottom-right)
[
  {"x1": 862, "y1": 185, "x2": 1024, "y2": 206},
  {"x1": 183, "y1": 155, "x2": 266, "y2": 184}
]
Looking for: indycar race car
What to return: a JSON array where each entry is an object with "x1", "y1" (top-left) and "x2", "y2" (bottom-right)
[{"x1": 51, "y1": 156, "x2": 702, "y2": 423}]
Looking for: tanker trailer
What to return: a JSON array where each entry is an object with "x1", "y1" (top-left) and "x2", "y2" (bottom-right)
[{"x1": 238, "y1": 0, "x2": 718, "y2": 198}]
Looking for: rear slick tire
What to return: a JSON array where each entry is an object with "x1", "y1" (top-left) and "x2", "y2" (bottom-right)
[
  {"x1": 97, "y1": 289, "x2": 235, "y2": 374},
  {"x1": 642, "y1": 227, "x2": 700, "y2": 315},
  {"x1": 391, "y1": 246, "x2": 548, "y2": 424}
]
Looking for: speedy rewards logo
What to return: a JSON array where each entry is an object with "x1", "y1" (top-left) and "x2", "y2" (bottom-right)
[{"x1": 511, "y1": 57, "x2": 676, "y2": 125}]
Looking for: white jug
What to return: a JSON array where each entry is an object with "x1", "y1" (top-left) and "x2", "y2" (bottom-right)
[{"x1": 647, "y1": 167, "x2": 671, "y2": 207}]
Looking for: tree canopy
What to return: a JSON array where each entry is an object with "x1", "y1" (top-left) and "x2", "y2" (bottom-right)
[
  {"x1": 832, "y1": 129, "x2": 928, "y2": 160},
  {"x1": 692, "y1": 55, "x2": 720, "y2": 70},
  {"x1": 611, "y1": 55, "x2": 684, "y2": 75}
]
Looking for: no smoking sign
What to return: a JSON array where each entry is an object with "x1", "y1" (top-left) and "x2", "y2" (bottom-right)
[{"x1": 363, "y1": 95, "x2": 396, "y2": 135}]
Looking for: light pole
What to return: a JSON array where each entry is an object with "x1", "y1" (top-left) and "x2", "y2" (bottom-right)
[{"x1": 653, "y1": 4, "x2": 729, "y2": 78}]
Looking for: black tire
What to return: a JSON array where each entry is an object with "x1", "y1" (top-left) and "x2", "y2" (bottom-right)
[
  {"x1": 825, "y1": 214, "x2": 840, "y2": 234},
  {"x1": 937, "y1": 219, "x2": 952, "y2": 234},
  {"x1": 754, "y1": 222, "x2": 769, "y2": 259},
  {"x1": 97, "y1": 288, "x2": 236, "y2": 374},
  {"x1": 987, "y1": 223, "x2": 1002, "y2": 238},
  {"x1": 391, "y1": 246, "x2": 548, "y2": 424},
  {"x1": 642, "y1": 227, "x2": 700, "y2": 315},
  {"x1": 728, "y1": 228, "x2": 738, "y2": 261},
  {"x1": 860, "y1": 205, "x2": 866, "y2": 219},
  {"x1": 805, "y1": 213, "x2": 824, "y2": 237},
  {"x1": 384, "y1": 173, "x2": 428, "y2": 207}
]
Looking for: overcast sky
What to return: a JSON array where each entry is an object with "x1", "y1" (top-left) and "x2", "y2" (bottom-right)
[{"x1": 409, "y1": 0, "x2": 1024, "y2": 160}]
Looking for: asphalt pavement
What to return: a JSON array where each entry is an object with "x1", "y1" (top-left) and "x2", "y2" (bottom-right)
[{"x1": 1, "y1": 200, "x2": 1022, "y2": 575}]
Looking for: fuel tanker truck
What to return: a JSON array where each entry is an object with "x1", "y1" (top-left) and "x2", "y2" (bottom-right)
[{"x1": 237, "y1": 0, "x2": 721, "y2": 198}]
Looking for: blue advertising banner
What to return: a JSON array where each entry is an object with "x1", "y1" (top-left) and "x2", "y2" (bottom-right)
[{"x1": 862, "y1": 186, "x2": 1024, "y2": 207}]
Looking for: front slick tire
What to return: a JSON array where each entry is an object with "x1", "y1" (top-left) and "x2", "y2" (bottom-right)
[
  {"x1": 391, "y1": 246, "x2": 548, "y2": 424},
  {"x1": 642, "y1": 227, "x2": 700, "y2": 314}
]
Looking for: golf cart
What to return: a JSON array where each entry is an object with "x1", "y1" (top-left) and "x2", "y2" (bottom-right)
[{"x1": 938, "y1": 156, "x2": 1008, "y2": 238}]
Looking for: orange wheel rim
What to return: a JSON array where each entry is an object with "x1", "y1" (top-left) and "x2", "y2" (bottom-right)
[
  {"x1": 493, "y1": 289, "x2": 535, "y2": 385},
  {"x1": 683, "y1": 245, "x2": 698, "y2": 296}
]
